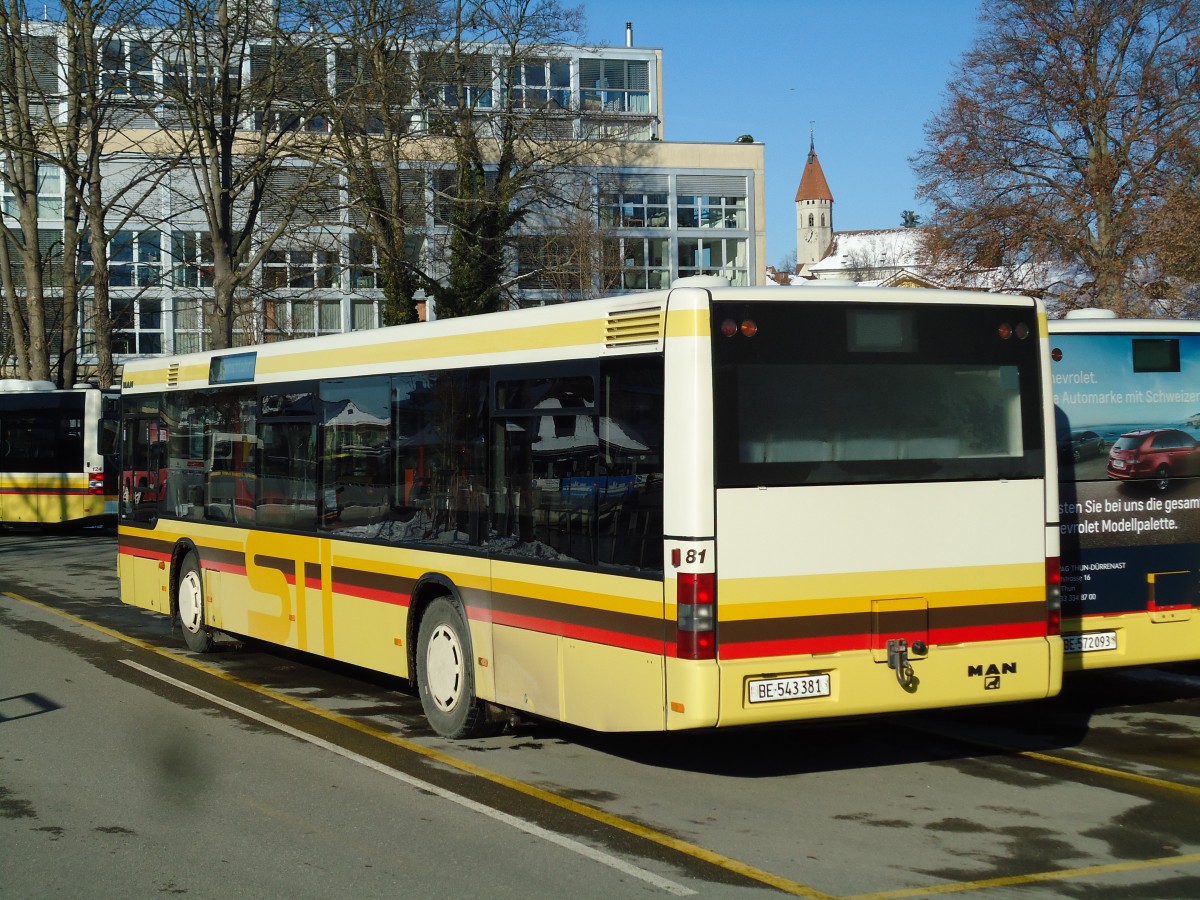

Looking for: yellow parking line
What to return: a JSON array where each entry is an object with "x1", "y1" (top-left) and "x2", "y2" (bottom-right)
[
  {"x1": 904, "y1": 718, "x2": 1200, "y2": 801},
  {"x1": 1016, "y1": 748, "x2": 1200, "y2": 799},
  {"x1": 844, "y1": 851, "x2": 1200, "y2": 899},
  {"x1": 3, "y1": 591, "x2": 833, "y2": 900}
]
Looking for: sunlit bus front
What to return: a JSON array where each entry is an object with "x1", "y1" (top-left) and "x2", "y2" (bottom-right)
[{"x1": 665, "y1": 295, "x2": 1062, "y2": 728}]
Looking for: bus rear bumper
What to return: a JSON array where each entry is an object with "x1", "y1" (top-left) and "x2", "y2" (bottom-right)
[{"x1": 693, "y1": 638, "x2": 1063, "y2": 730}]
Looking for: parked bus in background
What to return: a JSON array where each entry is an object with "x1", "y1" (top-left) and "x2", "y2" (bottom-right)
[
  {"x1": 117, "y1": 278, "x2": 1062, "y2": 738},
  {"x1": 1050, "y1": 312, "x2": 1200, "y2": 670},
  {"x1": 0, "y1": 380, "x2": 119, "y2": 527}
]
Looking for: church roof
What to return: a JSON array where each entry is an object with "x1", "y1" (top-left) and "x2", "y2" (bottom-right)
[{"x1": 795, "y1": 138, "x2": 833, "y2": 203}]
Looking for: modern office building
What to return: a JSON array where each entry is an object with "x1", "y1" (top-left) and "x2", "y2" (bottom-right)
[{"x1": 2, "y1": 20, "x2": 765, "y2": 368}]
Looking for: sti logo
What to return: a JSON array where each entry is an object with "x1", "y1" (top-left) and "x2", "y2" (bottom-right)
[{"x1": 968, "y1": 662, "x2": 1017, "y2": 690}]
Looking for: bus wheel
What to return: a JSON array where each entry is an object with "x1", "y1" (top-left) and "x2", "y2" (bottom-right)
[
  {"x1": 177, "y1": 553, "x2": 215, "y2": 653},
  {"x1": 416, "y1": 596, "x2": 502, "y2": 739},
  {"x1": 1154, "y1": 465, "x2": 1171, "y2": 493}
]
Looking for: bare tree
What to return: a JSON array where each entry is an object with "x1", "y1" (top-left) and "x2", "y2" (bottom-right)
[
  {"x1": 0, "y1": 5, "x2": 59, "y2": 381},
  {"x1": 511, "y1": 175, "x2": 622, "y2": 302},
  {"x1": 1140, "y1": 147, "x2": 1200, "y2": 314},
  {"x1": 429, "y1": 0, "x2": 640, "y2": 317},
  {"x1": 146, "y1": 0, "x2": 335, "y2": 350},
  {"x1": 309, "y1": 0, "x2": 446, "y2": 327},
  {"x1": 912, "y1": 0, "x2": 1200, "y2": 313},
  {"x1": 63, "y1": 0, "x2": 179, "y2": 388}
]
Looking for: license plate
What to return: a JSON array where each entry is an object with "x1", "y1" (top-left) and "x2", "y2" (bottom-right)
[
  {"x1": 1063, "y1": 631, "x2": 1118, "y2": 653},
  {"x1": 747, "y1": 673, "x2": 831, "y2": 703},
  {"x1": 1111, "y1": 459, "x2": 1125, "y2": 469}
]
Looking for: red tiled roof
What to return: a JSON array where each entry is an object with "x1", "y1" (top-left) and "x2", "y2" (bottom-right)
[{"x1": 795, "y1": 145, "x2": 833, "y2": 203}]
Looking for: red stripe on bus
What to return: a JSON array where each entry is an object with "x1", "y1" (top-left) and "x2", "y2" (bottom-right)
[
  {"x1": 0, "y1": 488, "x2": 93, "y2": 496},
  {"x1": 716, "y1": 621, "x2": 1047, "y2": 660},
  {"x1": 491, "y1": 609, "x2": 664, "y2": 655},
  {"x1": 116, "y1": 544, "x2": 173, "y2": 564},
  {"x1": 333, "y1": 582, "x2": 411, "y2": 606}
]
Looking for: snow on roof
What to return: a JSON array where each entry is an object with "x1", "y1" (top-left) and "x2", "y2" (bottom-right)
[{"x1": 808, "y1": 228, "x2": 925, "y2": 275}]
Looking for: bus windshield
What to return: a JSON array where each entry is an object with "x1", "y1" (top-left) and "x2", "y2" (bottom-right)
[{"x1": 712, "y1": 301, "x2": 1045, "y2": 487}]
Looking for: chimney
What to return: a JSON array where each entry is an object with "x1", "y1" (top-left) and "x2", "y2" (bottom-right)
[{"x1": 626, "y1": 21, "x2": 633, "y2": 47}]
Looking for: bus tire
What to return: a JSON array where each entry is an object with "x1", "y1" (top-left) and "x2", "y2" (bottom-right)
[
  {"x1": 416, "y1": 596, "x2": 502, "y2": 739},
  {"x1": 177, "y1": 552, "x2": 216, "y2": 653}
]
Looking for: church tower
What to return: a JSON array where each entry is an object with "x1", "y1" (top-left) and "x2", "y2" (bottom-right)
[{"x1": 795, "y1": 134, "x2": 834, "y2": 269}]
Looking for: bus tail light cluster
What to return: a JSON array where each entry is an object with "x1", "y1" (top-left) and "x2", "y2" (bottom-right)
[
  {"x1": 1046, "y1": 557, "x2": 1062, "y2": 636},
  {"x1": 677, "y1": 572, "x2": 716, "y2": 660},
  {"x1": 88, "y1": 475, "x2": 105, "y2": 495}
]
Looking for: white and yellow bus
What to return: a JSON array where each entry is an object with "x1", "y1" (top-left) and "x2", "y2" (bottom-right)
[
  {"x1": 118, "y1": 279, "x2": 1063, "y2": 738},
  {"x1": 1, "y1": 379, "x2": 119, "y2": 526},
  {"x1": 1050, "y1": 313, "x2": 1200, "y2": 670}
]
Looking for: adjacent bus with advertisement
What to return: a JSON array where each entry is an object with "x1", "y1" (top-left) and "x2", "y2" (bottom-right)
[
  {"x1": 1050, "y1": 313, "x2": 1200, "y2": 670},
  {"x1": 0, "y1": 379, "x2": 119, "y2": 527},
  {"x1": 117, "y1": 279, "x2": 1062, "y2": 738}
]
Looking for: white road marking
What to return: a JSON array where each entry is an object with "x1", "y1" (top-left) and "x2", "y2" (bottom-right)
[{"x1": 121, "y1": 659, "x2": 695, "y2": 896}]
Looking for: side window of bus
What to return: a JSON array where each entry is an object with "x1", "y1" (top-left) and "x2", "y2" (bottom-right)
[
  {"x1": 598, "y1": 357, "x2": 664, "y2": 573},
  {"x1": 319, "y1": 377, "x2": 390, "y2": 531},
  {"x1": 391, "y1": 370, "x2": 488, "y2": 546},
  {"x1": 259, "y1": 389, "x2": 318, "y2": 531},
  {"x1": 492, "y1": 367, "x2": 600, "y2": 565},
  {"x1": 163, "y1": 388, "x2": 256, "y2": 524}
]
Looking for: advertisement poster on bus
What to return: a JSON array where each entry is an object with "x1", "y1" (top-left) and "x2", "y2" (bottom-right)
[{"x1": 1052, "y1": 332, "x2": 1200, "y2": 617}]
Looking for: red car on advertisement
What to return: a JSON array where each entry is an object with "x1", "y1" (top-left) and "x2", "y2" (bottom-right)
[{"x1": 1106, "y1": 428, "x2": 1200, "y2": 491}]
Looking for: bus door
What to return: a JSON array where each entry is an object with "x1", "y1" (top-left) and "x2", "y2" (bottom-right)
[{"x1": 119, "y1": 410, "x2": 170, "y2": 613}]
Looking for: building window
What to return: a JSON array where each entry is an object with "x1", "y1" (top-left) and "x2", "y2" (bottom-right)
[
  {"x1": 431, "y1": 169, "x2": 456, "y2": 225},
  {"x1": 351, "y1": 298, "x2": 377, "y2": 330},
  {"x1": 614, "y1": 237, "x2": 671, "y2": 291},
  {"x1": 81, "y1": 295, "x2": 162, "y2": 357},
  {"x1": 600, "y1": 188, "x2": 669, "y2": 229},
  {"x1": 171, "y1": 231, "x2": 214, "y2": 288},
  {"x1": 81, "y1": 229, "x2": 162, "y2": 287},
  {"x1": 678, "y1": 237, "x2": 748, "y2": 286},
  {"x1": 420, "y1": 52, "x2": 493, "y2": 109},
  {"x1": 579, "y1": 59, "x2": 650, "y2": 113},
  {"x1": 265, "y1": 298, "x2": 343, "y2": 342},
  {"x1": 349, "y1": 235, "x2": 377, "y2": 289},
  {"x1": 262, "y1": 248, "x2": 339, "y2": 289},
  {"x1": 507, "y1": 59, "x2": 571, "y2": 109},
  {"x1": 102, "y1": 39, "x2": 153, "y2": 97},
  {"x1": 808, "y1": 213, "x2": 815, "y2": 228},
  {"x1": 111, "y1": 296, "x2": 162, "y2": 355},
  {"x1": 4, "y1": 164, "x2": 63, "y2": 219},
  {"x1": 678, "y1": 194, "x2": 747, "y2": 230},
  {"x1": 173, "y1": 298, "x2": 208, "y2": 354}
]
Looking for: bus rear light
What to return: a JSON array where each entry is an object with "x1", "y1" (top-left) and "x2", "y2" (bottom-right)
[
  {"x1": 88, "y1": 476, "x2": 105, "y2": 495},
  {"x1": 677, "y1": 572, "x2": 716, "y2": 660},
  {"x1": 1046, "y1": 557, "x2": 1062, "y2": 635}
]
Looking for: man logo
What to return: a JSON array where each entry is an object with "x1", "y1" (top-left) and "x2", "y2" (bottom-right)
[{"x1": 970, "y1": 663, "x2": 1016, "y2": 688}]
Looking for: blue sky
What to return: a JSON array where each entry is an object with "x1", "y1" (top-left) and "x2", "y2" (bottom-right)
[{"x1": 580, "y1": 0, "x2": 985, "y2": 267}]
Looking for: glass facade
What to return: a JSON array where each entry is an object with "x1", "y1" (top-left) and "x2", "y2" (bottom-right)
[{"x1": 3, "y1": 26, "x2": 761, "y2": 367}]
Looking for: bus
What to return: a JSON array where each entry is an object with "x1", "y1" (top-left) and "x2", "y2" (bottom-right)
[
  {"x1": 1050, "y1": 312, "x2": 1200, "y2": 670},
  {"x1": 0, "y1": 379, "x2": 119, "y2": 527},
  {"x1": 117, "y1": 278, "x2": 1062, "y2": 738}
]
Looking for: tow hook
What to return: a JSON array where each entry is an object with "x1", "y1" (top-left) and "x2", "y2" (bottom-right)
[{"x1": 886, "y1": 639, "x2": 927, "y2": 692}]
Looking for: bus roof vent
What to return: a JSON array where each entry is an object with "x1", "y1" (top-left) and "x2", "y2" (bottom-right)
[
  {"x1": 166, "y1": 363, "x2": 180, "y2": 387},
  {"x1": 605, "y1": 303, "x2": 665, "y2": 350}
]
